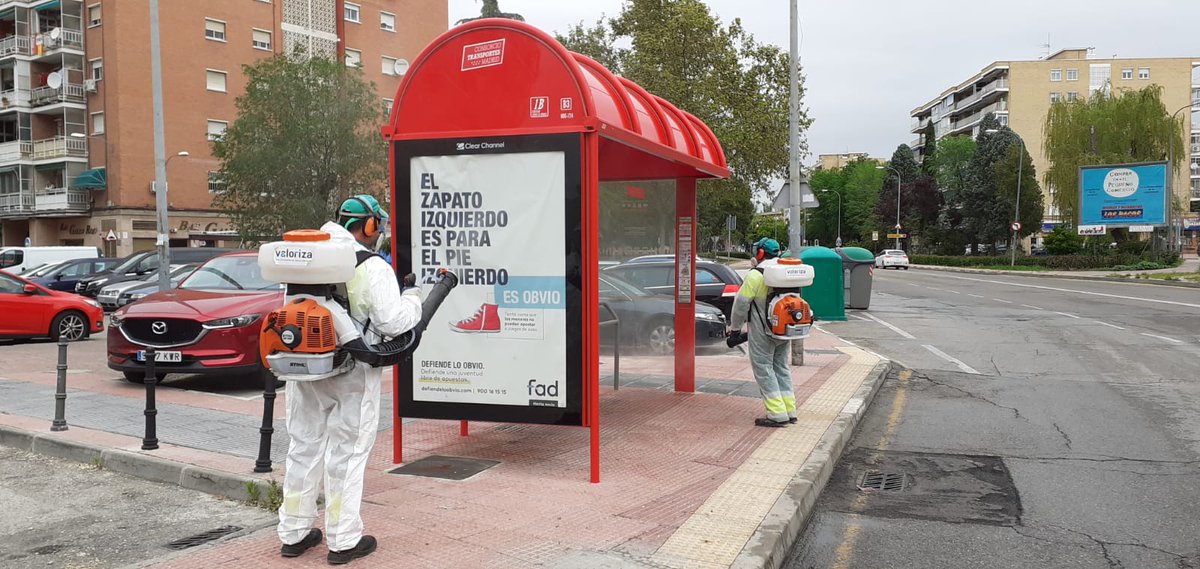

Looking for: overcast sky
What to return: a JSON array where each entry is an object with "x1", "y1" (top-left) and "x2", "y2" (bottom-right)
[{"x1": 448, "y1": 0, "x2": 1200, "y2": 164}]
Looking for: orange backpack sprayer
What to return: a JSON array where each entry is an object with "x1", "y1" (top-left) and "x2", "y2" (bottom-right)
[{"x1": 753, "y1": 258, "x2": 816, "y2": 340}]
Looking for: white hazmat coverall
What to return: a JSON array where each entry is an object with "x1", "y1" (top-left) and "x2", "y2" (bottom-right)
[{"x1": 277, "y1": 221, "x2": 422, "y2": 552}]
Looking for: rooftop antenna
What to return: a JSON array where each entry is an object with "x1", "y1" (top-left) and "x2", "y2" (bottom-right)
[{"x1": 1040, "y1": 34, "x2": 1050, "y2": 59}]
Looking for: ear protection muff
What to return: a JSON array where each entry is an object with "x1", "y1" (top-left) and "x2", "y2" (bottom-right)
[
  {"x1": 755, "y1": 247, "x2": 766, "y2": 262},
  {"x1": 347, "y1": 196, "x2": 381, "y2": 238}
]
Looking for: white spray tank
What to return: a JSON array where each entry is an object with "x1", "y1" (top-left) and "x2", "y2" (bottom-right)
[
  {"x1": 757, "y1": 258, "x2": 815, "y2": 340},
  {"x1": 258, "y1": 230, "x2": 361, "y2": 381}
]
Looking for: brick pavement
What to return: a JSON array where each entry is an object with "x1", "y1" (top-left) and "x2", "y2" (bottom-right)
[{"x1": 0, "y1": 329, "x2": 885, "y2": 568}]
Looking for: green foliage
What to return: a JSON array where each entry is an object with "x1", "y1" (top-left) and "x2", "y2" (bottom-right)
[
  {"x1": 993, "y1": 140, "x2": 1044, "y2": 239},
  {"x1": 1043, "y1": 226, "x2": 1083, "y2": 255},
  {"x1": 933, "y1": 136, "x2": 976, "y2": 202},
  {"x1": 1111, "y1": 261, "x2": 1172, "y2": 271},
  {"x1": 749, "y1": 214, "x2": 789, "y2": 250},
  {"x1": 806, "y1": 159, "x2": 884, "y2": 247},
  {"x1": 874, "y1": 146, "x2": 940, "y2": 248},
  {"x1": 456, "y1": 0, "x2": 524, "y2": 24},
  {"x1": 960, "y1": 116, "x2": 1016, "y2": 249},
  {"x1": 245, "y1": 480, "x2": 284, "y2": 511},
  {"x1": 559, "y1": 0, "x2": 805, "y2": 244},
  {"x1": 1043, "y1": 85, "x2": 1184, "y2": 223},
  {"x1": 212, "y1": 54, "x2": 386, "y2": 244},
  {"x1": 910, "y1": 253, "x2": 1168, "y2": 270}
]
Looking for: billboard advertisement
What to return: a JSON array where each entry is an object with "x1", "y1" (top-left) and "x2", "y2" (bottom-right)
[
  {"x1": 1078, "y1": 162, "x2": 1168, "y2": 227},
  {"x1": 394, "y1": 134, "x2": 583, "y2": 426}
]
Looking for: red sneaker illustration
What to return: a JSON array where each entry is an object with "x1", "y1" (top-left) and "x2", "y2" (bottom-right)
[{"x1": 450, "y1": 303, "x2": 501, "y2": 333}]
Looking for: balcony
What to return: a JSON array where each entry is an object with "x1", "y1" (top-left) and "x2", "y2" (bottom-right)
[
  {"x1": 910, "y1": 116, "x2": 931, "y2": 133},
  {"x1": 953, "y1": 78, "x2": 1009, "y2": 114},
  {"x1": 0, "y1": 89, "x2": 32, "y2": 110},
  {"x1": 30, "y1": 83, "x2": 86, "y2": 107},
  {"x1": 0, "y1": 139, "x2": 30, "y2": 161},
  {"x1": 34, "y1": 186, "x2": 90, "y2": 213},
  {"x1": 0, "y1": 35, "x2": 32, "y2": 58},
  {"x1": 30, "y1": 136, "x2": 86, "y2": 160}
]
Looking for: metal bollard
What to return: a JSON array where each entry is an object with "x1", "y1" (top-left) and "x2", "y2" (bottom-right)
[
  {"x1": 254, "y1": 368, "x2": 277, "y2": 473},
  {"x1": 791, "y1": 339, "x2": 804, "y2": 366},
  {"x1": 142, "y1": 347, "x2": 159, "y2": 450},
  {"x1": 50, "y1": 339, "x2": 68, "y2": 432}
]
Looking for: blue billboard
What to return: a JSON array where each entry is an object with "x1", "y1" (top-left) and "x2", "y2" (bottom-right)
[{"x1": 1078, "y1": 162, "x2": 1168, "y2": 226}]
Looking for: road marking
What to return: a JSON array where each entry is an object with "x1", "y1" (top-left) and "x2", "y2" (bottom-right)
[
  {"x1": 1021, "y1": 304, "x2": 1045, "y2": 311},
  {"x1": 862, "y1": 313, "x2": 916, "y2": 339},
  {"x1": 922, "y1": 344, "x2": 981, "y2": 375},
  {"x1": 944, "y1": 275, "x2": 1200, "y2": 310},
  {"x1": 1140, "y1": 332, "x2": 1184, "y2": 344},
  {"x1": 850, "y1": 314, "x2": 871, "y2": 322},
  {"x1": 947, "y1": 290, "x2": 962, "y2": 295},
  {"x1": 992, "y1": 298, "x2": 1014, "y2": 304},
  {"x1": 968, "y1": 294, "x2": 985, "y2": 298},
  {"x1": 1093, "y1": 321, "x2": 1125, "y2": 330},
  {"x1": 1054, "y1": 311, "x2": 1081, "y2": 319},
  {"x1": 927, "y1": 287, "x2": 944, "y2": 291}
]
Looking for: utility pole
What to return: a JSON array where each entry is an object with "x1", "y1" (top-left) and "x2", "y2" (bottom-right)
[
  {"x1": 787, "y1": 0, "x2": 803, "y2": 253},
  {"x1": 149, "y1": 0, "x2": 171, "y2": 293}
]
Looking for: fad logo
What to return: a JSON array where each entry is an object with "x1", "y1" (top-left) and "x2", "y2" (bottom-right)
[{"x1": 527, "y1": 379, "x2": 559, "y2": 398}]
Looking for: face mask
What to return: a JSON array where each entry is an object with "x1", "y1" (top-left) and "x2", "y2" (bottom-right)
[
  {"x1": 374, "y1": 215, "x2": 391, "y2": 253},
  {"x1": 750, "y1": 257, "x2": 759, "y2": 268}
]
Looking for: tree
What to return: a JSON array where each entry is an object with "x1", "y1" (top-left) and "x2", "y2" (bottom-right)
[
  {"x1": 749, "y1": 214, "x2": 789, "y2": 250},
  {"x1": 456, "y1": 0, "x2": 524, "y2": 24},
  {"x1": 930, "y1": 136, "x2": 976, "y2": 253},
  {"x1": 212, "y1": 54, "x2": 385, "y2": 243},
  {"x1": 874, "y1": 145, "x2": 934, "y2": 245},
  {"x1": 560, "y1": 0, "x2": 806, "y2": 247},
  {"x1": 994, "y1": 141, "x2": 1044, "y2": 241},
  {"x1": 1043, "y1": 85, "x2": 1184, "y2": 224},
  {"x1": 841, "y1": 159, "x2": 884, "y2": 243},
  {"x1": 959, "y1": 115, "x2": 1014, "y2": 251}
]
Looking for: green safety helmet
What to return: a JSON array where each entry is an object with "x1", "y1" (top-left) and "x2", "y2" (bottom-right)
[
  {"x1": 753, "y1": 238, "x2": 781, "y2": 260},
  {"x1": 337, "y1": 194, "x2": 386, "y2": 237}
]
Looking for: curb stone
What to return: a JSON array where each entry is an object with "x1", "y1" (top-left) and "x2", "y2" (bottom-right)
[
  {"x1": 911, "y1": 264, "x2": 1200, "y2": 289},
  {"x1": 730, "y1": 361, "x2": 893, "y2": 569}
]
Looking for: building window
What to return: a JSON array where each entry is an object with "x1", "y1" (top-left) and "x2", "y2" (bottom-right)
[
  {"x1": 90, "y1": 58, "x2": 103, "y2": 81},
  {"x1": 206, "y1": 70, "x2": 227, "y2": 92},
  {"x1": 344, "y1": 3, "x2": 360, "y2": 23},
  {"x1": 1090, "y1": 64, "x2": 1111, "y2": 95},
  {"x1": 1050, "y1": 69, "x2": 1061, "y2": 82},
  {"x1": 87, "y1": 4, "x2": 101, "y2": 27},
  {"x1": 382, "y1": 56, "x2": 398, "y2": 76},
  {"x1": 1049, "y1": 92, "x2": 1060, "y2": 103},
  {"x1": 1066, "y1": 68, "x2": 1078, "y2": 81},
  {"x1": 1067, "y1": 91, "x2": 1078, "y2": 102},
  {"x1": 1121, "y1": 68, "x2": 1133, "y2": 80},
  {"x1": 207, "y1": 172, "x2": 227, "y2": 193},
  {"x1": 344, "y1": 49, "x2": 361, "y2": 68},
  {"x1": 91, "y1": 112, "x2": 104, "y2": 134},
  {"x1": 383, "y1": 98, "x2": 393, "y2": 117},
  {"x1": 1138, "y1": 67, "x2": 1150, "y2": 80},
  {"x1": 207, "y1": 120, "x2": 228, "y2": 141},
  {"x1": 205, "y1": 19, "x2": 226, "y2": 42},
  {"x1": 381, "y1": 11, "x2": 396, "y2": 32},
  {"x1": 252, "y1": 29, "x2": 272, "y2": 51}
]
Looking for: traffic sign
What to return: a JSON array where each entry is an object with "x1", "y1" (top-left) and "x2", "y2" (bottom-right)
[
  {"x1": 104, "y1": 229, "x2": 118, "y2": 242},
  {"x1": 871, "y1": 231, "x2": 879, "y2": 242},
  {"x1": 886, "y1": 233, "x2": 907, "y2": 239},
  {"x1": 1010, "y1": 222, "x2": 1021, "y2": 232},
  {"x1": 894, "y1": 224, "x2": 902, "y2": 230}
]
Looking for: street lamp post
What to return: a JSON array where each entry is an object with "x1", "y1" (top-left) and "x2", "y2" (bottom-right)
[
  {"x1": 876, "y1": 165, "x2": 901, "y2": 249},
  {"x1": 986, "y1": 128, "x2": 1025, "y2": 266},
  {"x1": 820, "y1": 188, "x2": 843, "y2": 247},
  {"x1": 1168, "y1": 102, "x2": 1198, "y2": 253}
]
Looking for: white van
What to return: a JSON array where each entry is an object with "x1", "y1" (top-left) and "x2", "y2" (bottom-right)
[{"x1": 0, "y1": 246, "x2": 100, "y2": 275}]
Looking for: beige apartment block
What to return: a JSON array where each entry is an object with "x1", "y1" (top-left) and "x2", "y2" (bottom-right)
[
  {"x1": 817, "y1": 152, "x2": 877, "y2": 171},
  {"x1": 0, "y1": 0, "x2": 447, "y2": 257},
  {"x1": 911, "y1": 48, "x2": 1200, "y2": 236}
]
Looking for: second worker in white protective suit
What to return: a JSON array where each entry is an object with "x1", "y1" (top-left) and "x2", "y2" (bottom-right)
[{"x1": 276, "y1": 194, "x2": 422, "y2": 565}]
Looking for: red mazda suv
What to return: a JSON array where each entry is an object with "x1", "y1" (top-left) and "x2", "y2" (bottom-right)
[{"x1": 107, "y1": 252, "x2": 283, "y2": 384}]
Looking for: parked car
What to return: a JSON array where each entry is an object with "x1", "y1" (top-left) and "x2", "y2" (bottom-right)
[
  {"x1": 0, "y1": 270, "x2": 104, "y2": 342},
  {"x1": 27, "y1": 258, "x2": 118, "y2": 292},
  {"x1": 21, "y1": 261, "x2": 68, "y2": 279},
  {"x1": 107, "y1": 252, "x2": 282, "y2": 384},
  {"x1": 602, "y1": 259, "x2": 742, "y2": 319},
  {"x1": 77, "y1": 247, "x2": 234, "y2": 298},
  {"x1": 113, "y1": 264, "x2": 200, "y2": 308},
  {"x1": 0, "y1": 246, "x2": 100, "y2": 275},
  {"x1": 97, "y1": 264, "x2": 199, "y2": 311},
  {"x1": 598, "y1": 273, "x2": 727, "y2": 355},
  {"x1": 874, "y1": 249, "x2": 910, "y2": 270},
  {"x1": 621, "y1": 254, "x2": 705, "y2": 265}
]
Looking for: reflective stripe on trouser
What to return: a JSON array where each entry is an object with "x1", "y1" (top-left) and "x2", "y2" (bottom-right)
[
  {"x1": 277, "y1": 362, "x2": 380, "y2": 552},
  {"x1": 748, "y1": 322, "x2": 795, "y2": 422}
]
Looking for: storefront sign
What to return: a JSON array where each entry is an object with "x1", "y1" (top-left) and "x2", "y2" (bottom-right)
[{"x1": 397, "y1": 134, "x2": 583, "y2": 426}]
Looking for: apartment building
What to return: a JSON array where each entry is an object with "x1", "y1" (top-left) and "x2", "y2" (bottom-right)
[
  {"x1": 910, "y1": 48, "x2": 1200, "y2": 231},
  {"x1": 0, "y1": 0, "x2": 446, "y2": 256},
  {"x1": 816, "y1": 152, "x2": 877, "y2": 171}
]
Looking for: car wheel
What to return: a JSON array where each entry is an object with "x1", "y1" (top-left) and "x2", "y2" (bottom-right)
[
  {"x1": 902, "y1": 266, "x2": 909, "y2": 270},
  {"x1": 645, "y1": 318, "x2": 675, "y2": 355},
  {"x1": 123, "y1": 371, "x2": 165, "y2": 384},
  {"x1": 50, "y1": 311, "x2": 89, "y2": 342}
]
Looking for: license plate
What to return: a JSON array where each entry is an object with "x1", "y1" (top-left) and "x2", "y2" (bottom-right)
[{"x1": 136, "y1": 350, "x2": 182, "y2": 363}]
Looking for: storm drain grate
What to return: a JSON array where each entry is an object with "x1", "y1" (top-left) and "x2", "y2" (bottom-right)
[
  {"x1": 859, "y1": 471, "x2": 906, "y2": 492},
  {"x1": 166, "y1": 526, "x2": 243, "y2": 550}
]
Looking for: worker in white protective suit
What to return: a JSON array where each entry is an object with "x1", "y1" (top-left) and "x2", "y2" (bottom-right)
[
  {"x1": 277, "y1": 194, "x2": 421, "y2": 565},
  {"x1": 728, "y1": 238, "x2": 796, "y2": 428}
]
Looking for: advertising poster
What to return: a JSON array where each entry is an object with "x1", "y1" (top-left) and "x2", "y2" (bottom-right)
[
  {"x1": 395, "y1": 135, "x2": 583, "y2": 426},
  {"x1": 1079, "y1": 162, "x2": 1168, "y2": 226}
]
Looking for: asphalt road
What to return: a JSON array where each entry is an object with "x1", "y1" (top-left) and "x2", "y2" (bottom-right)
[
  {"x1": 0, "y1": 446, "x2": 275, "y2": 569},
  {"x1": 787, "y1": 268, "x2": 1200, "y2": 569}
]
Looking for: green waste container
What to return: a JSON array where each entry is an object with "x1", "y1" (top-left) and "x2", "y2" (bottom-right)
[
  {"x1": 837, "y1": 247, "x2": 876, "y2": 310},
  {"x1": 798, "y1": 246, "x2": 846, "y2": 321}
]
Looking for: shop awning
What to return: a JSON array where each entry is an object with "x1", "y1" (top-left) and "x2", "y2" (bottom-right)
[
  {"x1": 34, "y1": 162, "x2": 64, "y2": 172},
  {"x1": 72, "y1": 167, "x2": 106, "y2": 189}
]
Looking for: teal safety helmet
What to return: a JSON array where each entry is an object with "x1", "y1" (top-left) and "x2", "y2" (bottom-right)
[
  {"x1": 753, "y1": 238, "x2": 781, "y2": 259},
  {"x1": 337, "y1": 194, "x2": 384, "y2": 231}
]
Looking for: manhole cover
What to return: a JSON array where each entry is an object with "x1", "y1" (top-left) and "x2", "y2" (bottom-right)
[
  {"x1": 388, "y1": 455, "x2": 499, "y2": 480},
  {"x1": 166, "y1": 526, "x2": 243, "y2": 550},
  {"x1": 859, "y1": 471, "x2": 906, "y2": 492}
]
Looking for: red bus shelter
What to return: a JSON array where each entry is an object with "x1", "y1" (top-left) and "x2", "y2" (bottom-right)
[{"x1": 383, "y1": 19, "x2": 729, "y2": 483}]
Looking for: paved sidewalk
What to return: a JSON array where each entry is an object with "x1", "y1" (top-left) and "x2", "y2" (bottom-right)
[{"x1": 0, "y1": 330, "x2": 886, "y2": 569}]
